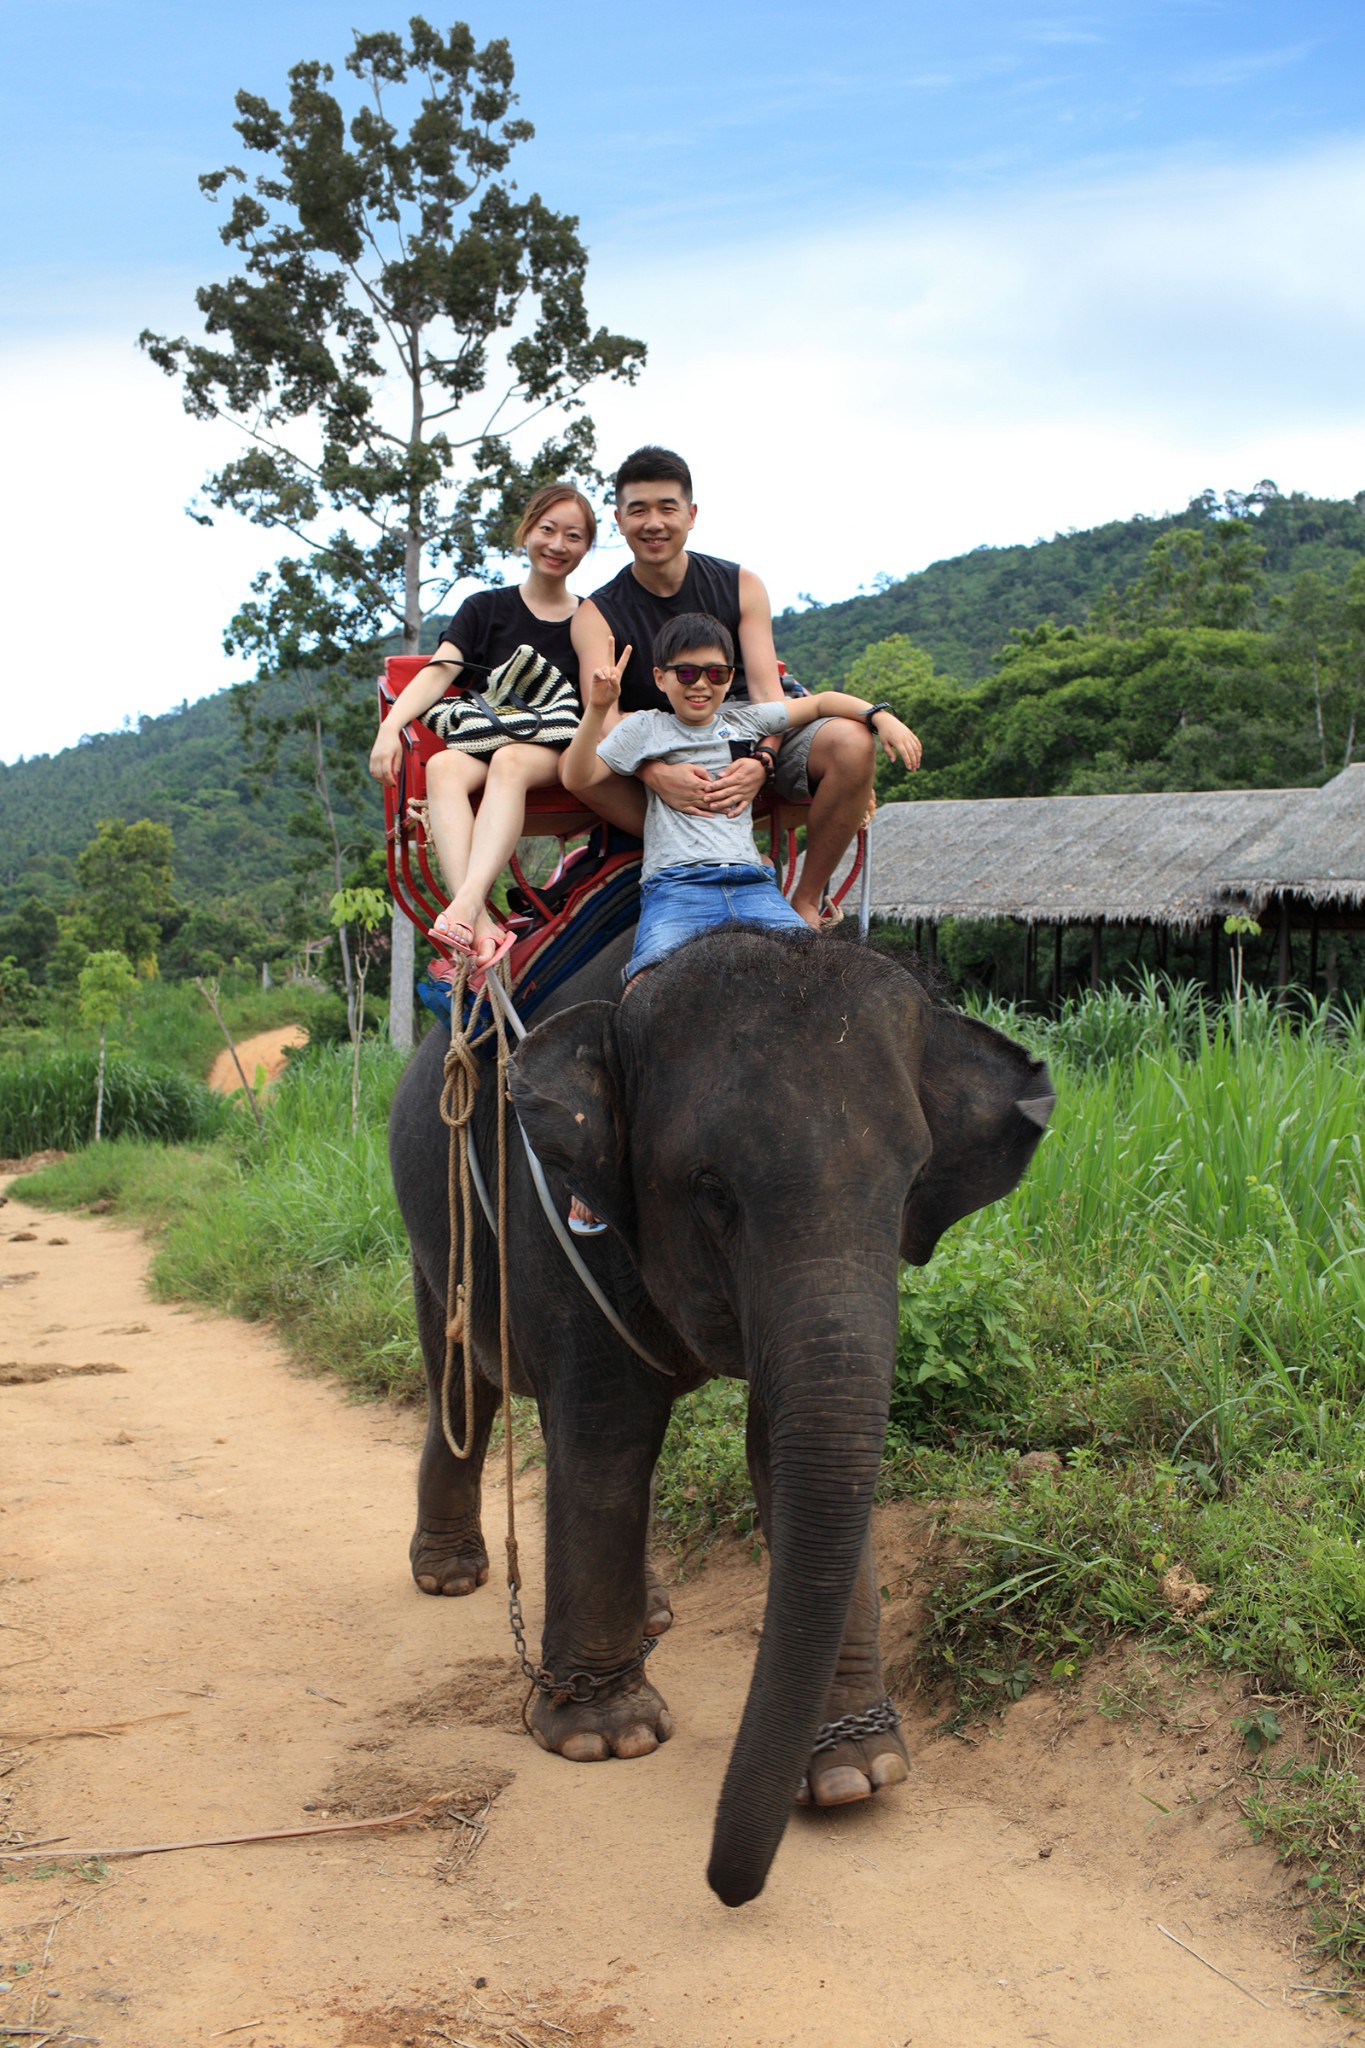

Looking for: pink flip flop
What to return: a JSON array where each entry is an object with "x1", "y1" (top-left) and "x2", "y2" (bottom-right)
[
  {"x1": 469, "y1": 925, "x2": 516, "y2": 992},
  {"x1": 428, "y1": 916, "x2": 476, "y2": 958}
]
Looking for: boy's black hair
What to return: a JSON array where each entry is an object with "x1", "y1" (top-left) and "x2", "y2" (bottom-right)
[
  {"x1": 653, "y1": 612, "x2": 734, "y2": 669},
  {"x1": 614, "y1": 445, "x2": 693, "y2": 502}
]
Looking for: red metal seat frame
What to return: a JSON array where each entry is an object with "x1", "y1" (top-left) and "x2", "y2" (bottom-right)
[{"x1": 377, "y1": 655, "x2": 866, "y2": 942}]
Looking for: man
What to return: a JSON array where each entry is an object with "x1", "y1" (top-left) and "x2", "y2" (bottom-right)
[{"x1": 568, "y1": 445, "x2": 878, "y2": 928}]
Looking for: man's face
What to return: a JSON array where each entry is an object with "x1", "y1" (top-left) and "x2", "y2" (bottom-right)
[
  {"x1": 654, "y1": 647, "x2": 733, "y2": 725},
  {"x1": 615, "y1": 478, "x2": 696, "y2": 567}
]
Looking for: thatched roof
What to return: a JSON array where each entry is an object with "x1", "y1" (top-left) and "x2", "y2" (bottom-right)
[
  {"x1": 1216, "y1": 765, "x2": 1365, "y2": 912},
  {"x1": 868, "y1": 768, "x2": 1363, "y2": 929}
]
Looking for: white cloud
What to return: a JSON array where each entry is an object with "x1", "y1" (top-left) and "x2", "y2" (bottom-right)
[
  {"x1": 1, "y1": 336, "x2": 278, "y2": 760},
  {"x1": 582, "y1": 139, "x2": 1365, "y2": 610},
  {"x1": 5, "y1": 137, "x2": 1365, "y2": 761}
]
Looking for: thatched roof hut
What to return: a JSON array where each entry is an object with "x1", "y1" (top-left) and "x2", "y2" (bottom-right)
[
  {"x1": 1217, "y1": 764, "x2": 1365, "y2": 914},
  {"x1": 868, "y1": 767, "x2": 1363, "y2": 934}
]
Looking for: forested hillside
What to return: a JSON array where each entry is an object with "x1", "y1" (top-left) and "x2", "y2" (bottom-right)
[{"x1": 772, "y1": 487, "x2": 1365, "y2": 685}]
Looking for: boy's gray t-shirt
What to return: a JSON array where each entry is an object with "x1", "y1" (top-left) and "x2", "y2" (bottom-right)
[{"x1": 596, "y1": 701, "x2": 791, "y2": 881}]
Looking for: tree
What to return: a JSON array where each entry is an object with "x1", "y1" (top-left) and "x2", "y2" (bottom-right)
[
  {"x1": 141, "y1": 20, "x2": 645, "y2": 1043},
  {"x1": 329, "y1": 885, "x2": 389, "y2": 1133},
  {"x1": 70, "y1": 819, "x2": 176, "y2": 973},
  {"x1": 78, "y1": 951, "x2": 138, "y2": 1141}
]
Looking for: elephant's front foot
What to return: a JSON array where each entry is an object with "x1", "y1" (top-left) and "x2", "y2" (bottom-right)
[
  {"x1": 409, "y1": 1516, "x2": 489, "y2": 1598},
  {"x1": 797, "y1": 1699, "x2": 909, "y2": 1808},
  {"x1": 529, "y1": 1675, "x2": 674, "y2": 1761}
]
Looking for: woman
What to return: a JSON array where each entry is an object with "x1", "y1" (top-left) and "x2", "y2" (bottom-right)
[{"x1": 369, "y1": 482, "x2": 595, "y2": 977}]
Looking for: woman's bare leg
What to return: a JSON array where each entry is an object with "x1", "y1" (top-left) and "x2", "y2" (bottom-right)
[
  {"x1": 425, "y1": 750, "x2": 489, "y2": 941},
  {"x1": 445, "y1": 744, "x2": 562, "y2": 957}
]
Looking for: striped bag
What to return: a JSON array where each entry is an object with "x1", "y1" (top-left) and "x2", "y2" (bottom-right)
[{"x1": 423, "y1": 643, "x2": 581, "y2": 757}]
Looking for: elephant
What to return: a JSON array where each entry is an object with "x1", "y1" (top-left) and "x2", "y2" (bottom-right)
[{"x1": 388, "y1": 924, "x2": 1053, "y2": 1907}]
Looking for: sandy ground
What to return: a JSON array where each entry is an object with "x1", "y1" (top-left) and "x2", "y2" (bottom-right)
[
  {"x1": 207, "y1": 1028, "x2": 308, "y2": 1096},
  {"x1": 0, "y1": 1182, "x2": 1357, "y2": 2048}
]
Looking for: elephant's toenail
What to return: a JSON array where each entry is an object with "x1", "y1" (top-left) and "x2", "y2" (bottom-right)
[
  {"x1": 870, "y1": 1752, "x2": 909, "y2": 1788},
  {"x1": 812, "y1": 1765, "x2": 873, "y2": 1807}
]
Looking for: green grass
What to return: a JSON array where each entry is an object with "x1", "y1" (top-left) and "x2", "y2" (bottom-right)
[{"x1": 0, "y1": 1051, "x2": 229, "y2": 1152}]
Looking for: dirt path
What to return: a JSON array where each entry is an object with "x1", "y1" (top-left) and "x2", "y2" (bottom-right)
[
  {"x1": 207, "y1": 1027, "x2": 308, "y2": 1095},
  {"x1": 0, "y1": 1184, "x2": 1352, "y2": 2048}
]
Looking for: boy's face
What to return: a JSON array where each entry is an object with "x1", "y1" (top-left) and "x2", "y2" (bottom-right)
[
  {"x1": 615, "y1": 478, "x2": 696, "y2": 568},
  {"x1": 654, "y1": 645, "x2": 734, "y2": 725}
]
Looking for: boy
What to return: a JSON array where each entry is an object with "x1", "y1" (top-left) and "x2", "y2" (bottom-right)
[
  {"x1": 564, "y1": 612, "x2": 921, "y2": 982},
  {"x1": 567, "y1": 446, "x2": 880, "y2": 929}
]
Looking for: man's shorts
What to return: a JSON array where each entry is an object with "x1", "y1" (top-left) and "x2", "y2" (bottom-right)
[{"x1": 772, "y1": 721, "x2": 818, "y2": 802}]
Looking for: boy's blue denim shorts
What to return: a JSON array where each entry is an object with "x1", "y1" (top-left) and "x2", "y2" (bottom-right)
[{"x1": 627, "y1": 862, "x2": 807, "y2": 978}]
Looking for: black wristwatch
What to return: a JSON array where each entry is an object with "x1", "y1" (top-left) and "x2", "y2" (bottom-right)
[{"x1": 863, "y1": 701, "x2": 893, "y2": 730}]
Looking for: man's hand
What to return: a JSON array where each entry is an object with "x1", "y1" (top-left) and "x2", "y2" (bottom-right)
[
  {"x1": 639, "y1": 758, "x2": 719, "y2": 815},
  {"x1": 871, "y1": 712, "x2": 923, "y2": 773},
  {"x1": 704, "y1": 753, "x2": 767, "y2": 817},
  {"x1": 587, "y1": 634, "x2": 632, "y2": 711}
]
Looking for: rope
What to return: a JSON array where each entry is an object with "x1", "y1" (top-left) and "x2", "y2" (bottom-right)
[
  {"x1": 494, "y1": 970, "x2": 521, "y2": 1594},
  {"x1": 436, "y1": 963, "x2": 496, "y2": 1461}
]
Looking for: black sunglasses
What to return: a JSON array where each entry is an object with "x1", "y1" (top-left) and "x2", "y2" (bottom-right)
[{"x1": 662, "y1": 662, "x2": 733, "y2": 686}]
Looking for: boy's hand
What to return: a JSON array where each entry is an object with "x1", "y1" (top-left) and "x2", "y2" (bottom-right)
[
  {"x1": 586, "y1": 634, "x2": 632, "y2": 710},
  {"x1": 870, "y1": 711, "x2": 923, "y2": 773}
]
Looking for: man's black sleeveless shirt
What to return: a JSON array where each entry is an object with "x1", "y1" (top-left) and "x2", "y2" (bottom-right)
[{"x1": 589, "y1": 552, "x2": 745, "y2": 713}]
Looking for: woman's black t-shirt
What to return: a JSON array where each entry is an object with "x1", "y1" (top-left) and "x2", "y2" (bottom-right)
[{"x1": 439, "y1": 585, "x2": 579, "y2": 685}]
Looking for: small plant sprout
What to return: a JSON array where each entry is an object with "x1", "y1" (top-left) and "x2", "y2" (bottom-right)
[
  {"x1": 329, "y1": 888, "x2": 390, "y2": 1133},
  {"x1": 1223, "y1": 914, "x2": 1261, "y2": 1036},
  {"x1": 77, "y1": 950, "x2": 138, "y2": 1141},
  {"x1": 1233, "y1": 1706, "x2": 1282, "y2": 1758}
]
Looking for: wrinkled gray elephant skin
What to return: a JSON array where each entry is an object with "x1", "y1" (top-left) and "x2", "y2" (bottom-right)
[{"x1": 388, "y1": 927, "x2": 1053, "y2": 1907}]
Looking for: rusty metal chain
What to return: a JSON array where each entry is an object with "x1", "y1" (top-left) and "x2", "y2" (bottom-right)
[
  {"x1": 810, "y1": 1695, "x2": 901, "y2": 1753},
  {"x1": 508, "y1": 1581, "x2": 659, "y2": 1707}
]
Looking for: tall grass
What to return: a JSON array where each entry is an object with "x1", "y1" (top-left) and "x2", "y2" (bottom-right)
[{"x1": 0, "y1": 1051, "x2": 228, "y2": 1152}]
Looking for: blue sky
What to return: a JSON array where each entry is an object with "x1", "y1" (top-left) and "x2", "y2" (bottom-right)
[{"x1": 4, "y1": 2, "x2": 1365, "y2": 757}]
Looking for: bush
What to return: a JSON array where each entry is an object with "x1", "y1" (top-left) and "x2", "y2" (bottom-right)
[
  {"x1": 0, "y1": 1051, "x2": 227, "y2": 1152},
  {"x1": 891, "y1": 1230, "x2": 1033, "y2": 1440}
]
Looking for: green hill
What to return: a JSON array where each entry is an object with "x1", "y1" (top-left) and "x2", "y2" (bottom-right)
[{"x1": 772, "y1": 487, "x2": 1365, "y2": 685}]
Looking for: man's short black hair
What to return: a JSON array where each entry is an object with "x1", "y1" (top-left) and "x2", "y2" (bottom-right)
[
  {"x1": 653, "y1": 612, "x2": 734, "y2": 669},
  {"x1": 614, "y1": 445, "x2": 693, "y2": 503}
]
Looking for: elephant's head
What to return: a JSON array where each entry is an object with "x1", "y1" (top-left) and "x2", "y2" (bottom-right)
[{"x1": 510, "y1": 929, "x2": 1051, "y2": 1905}]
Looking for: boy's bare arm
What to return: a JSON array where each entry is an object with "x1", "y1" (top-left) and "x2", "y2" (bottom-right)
[
  {"x1": 785, "y1": 690, "x2": 922, "y2": 773},
  {"x1": 561, "y1": 636, "x2": 633, "y2": 793}
]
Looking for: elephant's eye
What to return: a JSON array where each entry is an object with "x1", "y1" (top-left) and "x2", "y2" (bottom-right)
[{"x1": 689, "y1": 1166, "x2": 737, "y2": 1229}]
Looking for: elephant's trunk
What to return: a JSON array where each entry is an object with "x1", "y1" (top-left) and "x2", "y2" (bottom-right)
[{"x1": 706, "y1": 1263, "x2": 895, "y2": 1908}]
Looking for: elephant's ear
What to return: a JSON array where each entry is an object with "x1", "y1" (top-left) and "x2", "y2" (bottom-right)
[
  {"x1": 901, "y1": 1008, "x2": 1054, "y2": 1266},
  {"x1": 509, "y1": 1001, "x2": 635, "y2": 1244}
]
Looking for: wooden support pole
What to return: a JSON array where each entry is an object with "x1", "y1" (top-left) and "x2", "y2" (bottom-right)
[
  {"x1": 1022, "y1": 923, "x2": 1034, "y2": 1005},
  {"x1": 1277, "y1": 899, "x2": 1292, "y2": 988},
  {"x1": 1052, "y1": 923, "x2": 1064, "y2": 1012},
  {"x1": 1156, "y1": 923, "x2": 1169, "y2": 972},
  {"x1": 1309, "y1": 909, "x2": 1320, "y2": 991},
  {"x1": 1090, "y1": 921, "x2": 1103, "y2": 993},
  {"x1": 1209, "y1": 920, "x2": 1219, "y2": 997}
]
